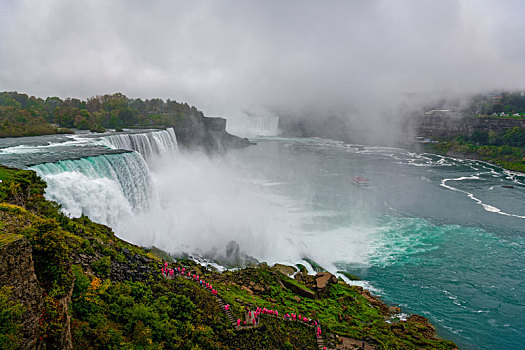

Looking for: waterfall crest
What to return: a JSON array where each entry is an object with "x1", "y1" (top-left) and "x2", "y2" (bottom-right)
[{"x1": 100, "y1": 128, "x2": 178, "y2": 162}]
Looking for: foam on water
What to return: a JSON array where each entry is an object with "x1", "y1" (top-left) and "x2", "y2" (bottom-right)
[{"x1": 441, "y1": 175, "x2": 525, "y2": 219}]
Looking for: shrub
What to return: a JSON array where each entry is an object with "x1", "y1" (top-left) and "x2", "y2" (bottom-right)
[{"x1": 92, "y1": 256, "x2": 111, "y2": 277}]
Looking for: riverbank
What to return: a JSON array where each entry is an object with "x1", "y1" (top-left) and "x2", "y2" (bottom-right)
[
  {"x1": 0, "y1": 165, "x2": 458, "y2": 349},
  {"x1": 417, "y1": 141, "x2": 525, "y2": 173}
]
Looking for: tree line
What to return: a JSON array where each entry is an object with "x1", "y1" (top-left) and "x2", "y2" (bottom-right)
[
  {"x1": 465, "y1": 92, "x2": 525, "y2": 116},
  {"x1": 0, "y1": 91, "x2": 205, "y2": 137}
]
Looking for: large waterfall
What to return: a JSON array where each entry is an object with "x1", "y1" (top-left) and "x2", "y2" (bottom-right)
[
  {"x1": 99, "y1": 128, "x2": 178, "y2": 162},
  {"x1": 30, "y1": 152, "x2": 153, "y2": 226}
]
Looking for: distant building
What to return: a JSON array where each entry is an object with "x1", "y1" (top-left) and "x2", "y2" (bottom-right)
[{"x1": 425, "y1": 109, "x2": 451, "y2": 115}]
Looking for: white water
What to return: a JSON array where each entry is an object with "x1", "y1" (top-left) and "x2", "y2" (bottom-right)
[
  {"x1": 30, "y1": 152, "x2": 154, "y2": 226},
  {"x1": 224, "y1": 109, "x2": 280, "y2": 137},
  {"x1": 98, "y1": 128, "x2": 178, "y2": 162}
]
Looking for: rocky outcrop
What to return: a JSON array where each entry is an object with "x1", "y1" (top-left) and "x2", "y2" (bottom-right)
[
  {"x1": 172, "y1": 115, "x2": 251, "y2": 153},
  {"x1": 315, "y1": 272, "x2": 338, "y2": 290},
  {"x1": 315, "y1": 272, "x2": 338, "y2": 297},
  {"x1": 0, "y1": 235, "x2": 43, "y2": 349},
  {"x1": 351, "y1": 285, "x2": 390, "y2": 315},
  {"x1": 0, "y1": 235, "x2": 76, "y2": 350},
  {"x1": 273, "y1": 263, "x2": 297, "y2": 276},
  {"x1": 71, "y1": 246, "x2": 157, "y2": 283},
  {"x1": 281, "y1": 278, "x2": 316, "y2": 299}
]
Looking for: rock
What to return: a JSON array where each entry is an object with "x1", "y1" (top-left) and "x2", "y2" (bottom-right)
[
  {"x1": 315, "y1": 272, "x2": 337, "y2": 290},
  {"x1": 241, "y1": 286, "x2": 253, "y2": 294},
  {"x1": 293, "y1": 296, "x2": 301, "y2": 302},
  {"x1": 295, "y1": 264, "x2": 307, "y2": 274},
  {"x1": 121, "y1": 247, "x2": 130, "y2": 256},
  {"x1": 274, "y1": 263, "x2": 297, "y2": 276},
  {"x1": 389, "y1": 306, "x2": 401, "y2": 314},
  {"x1": 281, "y1": 278, "x2": 316, "y2": 299},
  {"x1": 226, "y1": 240, "x2": 240, "y2": 259}
]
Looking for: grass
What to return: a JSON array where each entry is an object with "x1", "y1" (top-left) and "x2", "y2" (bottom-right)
[{"x1": 0, "y1": 233, "x2": 23, "y2": 248}]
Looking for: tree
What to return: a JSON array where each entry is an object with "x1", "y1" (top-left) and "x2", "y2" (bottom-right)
[{"x1": 470, "y1": 130, "x2": 489, "y2": 145}]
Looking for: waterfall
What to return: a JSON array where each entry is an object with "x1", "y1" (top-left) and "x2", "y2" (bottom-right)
[
  {"x1": 225, "y1": 114, "x2": 280, "y2": 137},
  {"x1": 100, "y1": 128, "x2": 178, "y2": 162},
  {"x1": 29, "y1": 152, "x2": 153, "y2": 226}
]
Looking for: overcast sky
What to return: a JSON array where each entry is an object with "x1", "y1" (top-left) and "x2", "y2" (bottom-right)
[{"x1": 1, "y1": 0, "x2": 525, "y2": 120}]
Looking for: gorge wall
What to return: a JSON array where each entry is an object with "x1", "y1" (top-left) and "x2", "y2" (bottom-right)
[
  {"x1": 409, "y1": 115, "x2": 525, "y2": 138},
  {"x1": 0, "y1": 235, "x2": 44, "y2": 349}
]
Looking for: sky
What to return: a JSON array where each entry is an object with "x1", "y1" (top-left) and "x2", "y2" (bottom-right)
[{"x1": 1, "y1": 0, "x2": 525, "y2": 129}]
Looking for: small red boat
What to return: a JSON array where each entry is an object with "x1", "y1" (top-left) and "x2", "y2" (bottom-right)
[{"x1": 352, "y1": 176, "x2": 370, "y2": 186}]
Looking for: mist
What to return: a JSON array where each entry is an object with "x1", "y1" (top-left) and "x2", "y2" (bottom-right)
[
  {"x1": 2, "y1": 0, "x2": 525, "y2": 141},
  {"x1": 115, "y1": 151, "x2": 306, "y2": 263}
]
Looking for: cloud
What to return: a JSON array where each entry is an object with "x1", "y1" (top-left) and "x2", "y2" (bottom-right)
[{"x1": 1, "y1": 0, "x2": 525, "y2": 127}]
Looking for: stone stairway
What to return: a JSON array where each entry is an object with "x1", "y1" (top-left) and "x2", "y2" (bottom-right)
[
  {"x1": 165, "y1": 268, "x2": 331, "y2": 349},
  {"x1": 316, "y1": 336, "x2": 326, "y2": 349},
  {"x1": 214, "y1": 295, "x2": 238, "y2": 328}
]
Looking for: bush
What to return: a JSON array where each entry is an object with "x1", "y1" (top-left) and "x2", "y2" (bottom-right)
[{"x1": 92, "y1": 256, "x2": 111, "y2": 277}]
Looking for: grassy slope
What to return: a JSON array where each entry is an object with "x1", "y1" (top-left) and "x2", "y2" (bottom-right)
[{"x1": 0, "y1": 166, "x2": 457, "y2": 349}]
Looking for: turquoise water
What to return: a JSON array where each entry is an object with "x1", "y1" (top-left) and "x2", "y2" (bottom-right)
[{"x1": 229, "y1": 137, "x2": 525, "y2": 350}]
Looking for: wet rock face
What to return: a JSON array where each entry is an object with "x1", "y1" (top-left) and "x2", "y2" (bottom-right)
[{"x1": 0, "y1": 236, "x2": 43, "y2": 349}]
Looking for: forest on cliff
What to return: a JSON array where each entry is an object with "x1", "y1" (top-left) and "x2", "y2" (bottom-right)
[{"x1": 0, "y1": 91, "x2": 204, "y2": 137}]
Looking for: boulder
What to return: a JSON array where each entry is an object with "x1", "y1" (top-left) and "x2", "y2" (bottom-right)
[
  {"x1": 274, "y1": 263, "x2": 297, "y2": 276},
  {"x1": 389, "y1": 306, "x2": 401, "y2": 314},
  {"x1": 281, "y1": 278, "x2": 316, "y2": 299},
  {"x1": 315, "y1": 272, "x2": 337, "y2": 290}
]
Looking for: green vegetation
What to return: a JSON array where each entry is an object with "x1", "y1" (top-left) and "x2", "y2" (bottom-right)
[
  {"x1": 0, "y1": 287, "x2": 25, "y2": 349},
  {"x1": 0, "y1": 233, "x2": 23, "y2": 247},
  {"x1": 210, "y1": 267, "x2": 456, "y2": 349},
  {"x1": 0, "y1": 165, "x2": 457, "y2": 349},
  {"x1": 0, "y1": 91, "x2": 205, "y2": 137},
  {"x1": 428, "y1": 127, "x2": 525, "y2": 172}
]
